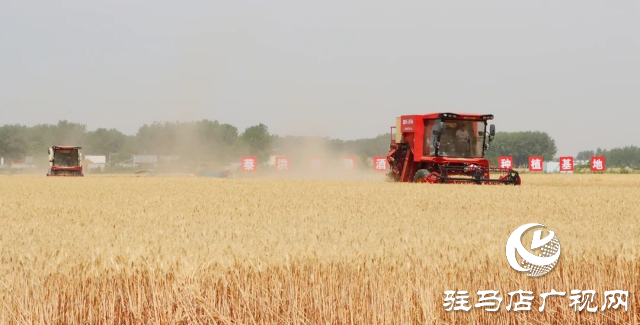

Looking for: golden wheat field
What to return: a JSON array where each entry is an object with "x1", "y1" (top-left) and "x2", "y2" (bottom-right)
[{"x1": 0, "y1": 174, "x2": 638, "y2": 324}]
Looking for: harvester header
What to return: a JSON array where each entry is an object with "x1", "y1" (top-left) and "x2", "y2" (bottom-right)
[{"x1": 387, "y1": 112, "x2": 520, "y2": 185}]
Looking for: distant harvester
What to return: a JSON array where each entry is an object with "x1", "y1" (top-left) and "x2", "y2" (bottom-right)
[{"x1": 47, "y1": 146, "x2": 84, "y2": 177}]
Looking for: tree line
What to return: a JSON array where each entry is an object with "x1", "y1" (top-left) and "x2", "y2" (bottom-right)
[
  {"x1": 576, "y1": 146, "x2": 640, "y2": 168},
  {"x1": 485, "y1": 131, "x2": 557, "y2": 167},
  {"x1": 0, "y1": 120, "x2": 265, "y2": 168},
  {"x1": 0, "y1": 120, "x2": 391, "y2": 169},
  {"x1": 0, "y1": 120, "x2": 636, "y2": 169}
]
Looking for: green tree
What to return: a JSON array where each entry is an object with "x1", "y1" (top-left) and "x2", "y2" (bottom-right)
[
  {"x1": 608, "y1": 146, "x2": 640, "y2": 167},
  {"x1": 51, "y1": 120, "x2": 87, "y2": 145},
  {"x1": 342, "y1": 133, "x2": 390, "y2": 162},
  {"x1": 85, "y1": 128, "x2": 126, "y2": 155},
  {"x1": 136, "y1": 122, "x2": 177, "y2": 155},
  {"x1": 486, "y1": 131, "x2": 557, "y2": 167},
  {"x1": 574, "y1": 146, "x2": 640, "y2": 169},
  {"x1": 195, "y1": 120, "x2": 238, "y2": 156},
  {"x1": 576, "y1": 150, "x2": 595, "y2": 161},
  {"x1": 240, "y1": 124, "x2": 272, "y2": 161},
  {"x1": 0, "y1": 125, "x2": 28, "y2": 162}
]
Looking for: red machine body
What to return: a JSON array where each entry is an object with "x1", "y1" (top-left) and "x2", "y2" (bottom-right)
[
  {"x1": 47, "y1": 146, "x2": 84, "y2": 177},
  {"x1": 387, "y1": 112, "x2": 520, "y2": 185}
]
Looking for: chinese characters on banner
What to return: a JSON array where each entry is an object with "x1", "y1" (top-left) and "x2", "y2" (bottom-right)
[
  {"x1": 241, "y1": 156, "x2": 257, "y2": 172},
  {"x1": 373, "y1": 156, "x2": 387, "y2": 171},
  {"x1": 498, "y1": 156, "x2": 513, "y2": 170},
  {"x1": 444, "y1": 289, "x2": 628, "y2": 313},
  {"x1": 528, "y1": 156, "x2": 543, "y2": 172},
  {"x1": 559, "y1": 157, "x2": 574, "y2": 172},
  {"x1": 275, "y1": 156, "x2": 290, "y2": 171},
  {"x1": 342, "y1": 156, "x2": 356, "y2": 169},
  {"x1": 237, "y1": 155, "x2": 605, "y2": 173},
  {"x1": 591, "y1": 156, "x2": 605, "y2": 172},
  {"x1": 309, "y1": 157, "x2": 322, "y2": 170}
]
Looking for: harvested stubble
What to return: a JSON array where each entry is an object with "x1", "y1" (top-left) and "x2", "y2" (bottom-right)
[{"x1": 0, "y1": 174, "x2": 638, "y2": 324}]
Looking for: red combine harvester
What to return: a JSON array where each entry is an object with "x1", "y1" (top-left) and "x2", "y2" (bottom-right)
[
  {"x1": 47, "y1": 146, "x2": 84, "y2": 176},
  {"x1": 387, "y1": 112, "x2": 521, "y2": 185}
]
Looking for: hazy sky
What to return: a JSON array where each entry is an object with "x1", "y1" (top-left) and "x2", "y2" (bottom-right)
[{"x1": 1, "y1": 1, "x2": 638, "y2": 155}]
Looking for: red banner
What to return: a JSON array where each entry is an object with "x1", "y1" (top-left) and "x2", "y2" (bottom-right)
[
  {"x1": 559, "y1": 157, "x2": 574, "y2": 172},
  {"x1": 590, "y1": 156, "x2": 605, "y2": 172},
  {"x1": 342, "y1": 156, "x2": 356, "y2": 169},
  {"x1": 241, "y1": 156, "x2": 257, "y2": 172},
  {"x1": 528, "y1": 156, "x2": 543, "y2": 172},
  {"x1": 310, "y1": 157, "x2": 322, "y2": 170},
  {"x1": 275, "y1": 156, "x2": 289, "y2": 171},
  {"x1": 498, "y1": 156, "x2": 513, "y2": 170},
  {"x1": 373, "y1": 156, "x2": 387, "y2": 171}
]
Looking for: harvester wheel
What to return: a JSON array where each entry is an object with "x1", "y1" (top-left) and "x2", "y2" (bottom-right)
[{"x1": 413, "y1": 169, "x2": 430, "y2": 183}]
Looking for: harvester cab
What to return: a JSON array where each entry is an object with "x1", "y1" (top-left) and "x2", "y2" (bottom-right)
[
  {"x1": 47, "y1": 146, "x2": 84, "y2": 176},
  {"x1": 387, "y1": 113, "x2": 520, "y2": 185}
]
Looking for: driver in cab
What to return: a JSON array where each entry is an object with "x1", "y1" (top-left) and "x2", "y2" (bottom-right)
[
  {"x1": 455, "y1": 124, "x2": 470, "y2": 156},
  {"x1": 455, "y1": 124, "x2": 470, "y2": 141}
]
